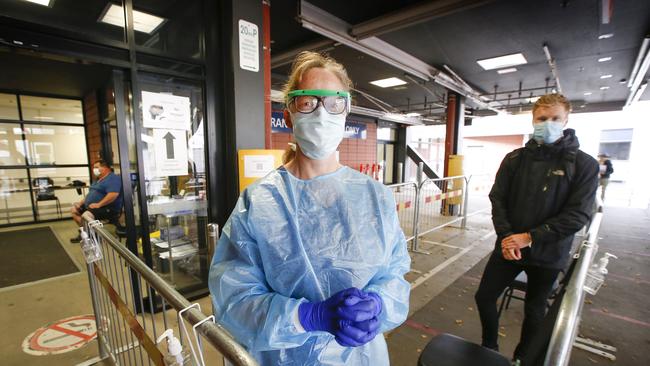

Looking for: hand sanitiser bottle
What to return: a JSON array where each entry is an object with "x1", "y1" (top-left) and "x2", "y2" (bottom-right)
[
  {"x1": 80, "y1": 227, "x2": 102, "y2": 263},
  {"x1": 584, "y1": 252, "x2": 617, "y2": 295},
  {"x1": 156, "y1": 329, "x2": 191, "y2": 366}
]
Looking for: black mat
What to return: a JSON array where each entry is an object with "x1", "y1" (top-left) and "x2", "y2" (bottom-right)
[{"x1": 0, "y1": 227, "x2": 79, "y2": 288}]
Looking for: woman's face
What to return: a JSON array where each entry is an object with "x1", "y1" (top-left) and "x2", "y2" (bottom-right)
[
  {"x1": 285, "y1": 67, "x2": 346, "y2": 128},
  {"x1": 298, "y1": 67, "x2": 345, "y2": 92}
]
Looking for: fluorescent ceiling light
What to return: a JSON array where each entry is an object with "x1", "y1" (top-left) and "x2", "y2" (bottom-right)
[
  {"x1": 526, "y1": 96, "x2": 540, "y2": 103},
  {"x1": 598, "y1": 33, "x2": 614, "y2": 40},
  {"x1": 30, "y1": 116, "x2": 54, "y2": 120},
  {"x1": 600, "y1": 86, "x2": 610, "y2": 90},
  {"x1": 598, "y1": 57, "x2": 612, "y2": 62},
  {"x1": 370, "y1": 77, "x2": 407, "y2": 88},
  {"x1": 23, "y1": 0, "x2": 53, "y2": 6},
  {"x1": 405, "y1": 112, "x2": 421, "y2": 117},
  {"x1": 497, "y1": 67, "x2": 517, "y2": 74},
  {"x1": 600, "y1": 74, "x2": 612, "y2": 79},
  {"x1": 584, "y1": 92, "x2": 592, "y2": 96},
  {"x1": 99, "y1": 4, "x2": 166, "y2": 34},
  {"x1": 477, "y1": 53, "x2": 527, "y2": 71}
]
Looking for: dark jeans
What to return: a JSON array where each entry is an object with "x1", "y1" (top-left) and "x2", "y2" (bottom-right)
[{"x1": 474, "y1": 251, "x2": 560, "y2": 359}]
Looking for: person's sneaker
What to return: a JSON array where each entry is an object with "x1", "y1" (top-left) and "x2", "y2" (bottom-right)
[{"x1": 70, "y1": 235, "x2": 81, "y2": 243}]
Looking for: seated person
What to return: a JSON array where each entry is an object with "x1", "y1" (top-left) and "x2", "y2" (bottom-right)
[{"x1": 70, "y1": 159, "x2": 123, "y2": 242}]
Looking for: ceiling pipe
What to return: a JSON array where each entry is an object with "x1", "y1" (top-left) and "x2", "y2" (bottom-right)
[
  {"x1": 543, "y1": 43, "x2": 563, "y2": 93},
  {"x1": 629, "y1": 81, "x2": 647, "y2": 104},
  {"x1": 625, "y1": 40, "x2": 650, "y2": 106},
  {"x1": 297, "y1": 0, "x2": 500, "y2": 114},
  {"x1": 627, "y1": 36, "x2": 650, "y2": 88},
  {"x1": 350, "y1": 0, "x2": 494, "y2": 40}
]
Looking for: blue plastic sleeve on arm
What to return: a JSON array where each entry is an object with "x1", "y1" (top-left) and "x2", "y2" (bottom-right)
[{"x1": 209, "y1": 196, "x2": 311, "y2": 352}]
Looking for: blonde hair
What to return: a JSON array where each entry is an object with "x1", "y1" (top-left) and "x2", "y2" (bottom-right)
[
  {"x1": 533, "y1": 93, "x2": 571, "y2": 114},
  {"x1": 281, "y1": 51, "x2": 353, "y2": 164}
]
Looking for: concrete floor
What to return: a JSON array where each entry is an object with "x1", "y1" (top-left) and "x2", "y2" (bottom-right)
[
  {"x1": 387, "y1": 205, "x2": 650, "y2": 366},
  {"x1": 1, "y1": 188, "x2": 648, "y2": 365}
]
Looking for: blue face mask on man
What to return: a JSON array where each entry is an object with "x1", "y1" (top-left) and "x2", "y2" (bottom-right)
[{"x1": 533, "y1": 121, "x2": 565, "y2": 144}]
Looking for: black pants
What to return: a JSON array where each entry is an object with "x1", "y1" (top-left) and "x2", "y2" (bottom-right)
[{"x1": 474, "y1": 251, "x2": 560, "y2": 359}]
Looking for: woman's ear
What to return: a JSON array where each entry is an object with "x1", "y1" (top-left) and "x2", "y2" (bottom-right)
[{"x1": 284, "y1": 109, "x2": 293, "y2": 129}]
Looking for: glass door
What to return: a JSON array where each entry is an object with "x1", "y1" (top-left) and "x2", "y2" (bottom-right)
[{"x1": 136, "y1": 73, "x2": 209, "y2": 293}]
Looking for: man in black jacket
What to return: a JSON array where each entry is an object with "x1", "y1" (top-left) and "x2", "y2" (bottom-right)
[
  {"x1": 598, "y1": 153, "x2": 614, "y2": 200},
  {"x1": 474, "y1": 93, "x2": 599, "y2": 362}
]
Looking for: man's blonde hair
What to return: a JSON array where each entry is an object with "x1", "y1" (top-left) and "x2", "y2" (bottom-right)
[
  {"x1": 533, "y1": 93, "x2": 571, "y2": 114},
  {"x1": 282, "y1": 51, "x2": 353, "y2": 102}
]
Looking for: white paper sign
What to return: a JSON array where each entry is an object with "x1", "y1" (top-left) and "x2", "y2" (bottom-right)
[
  {"x1": 244, "y1": 155, "x2": 274, "y2": 178},
  {"x1": 238, "y1": 19, "x2": 259, "y2": 72},
  {"x1": 153, "y1": 129, "x2": 188, "y2": 177},
  {"x1": 142, "y1": 91, "x2": 191, "y2": 130}
]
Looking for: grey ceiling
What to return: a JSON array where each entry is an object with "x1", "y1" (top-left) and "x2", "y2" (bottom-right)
[{"x1": 271, "y1": 0, "x2": 650, "y2": 116}]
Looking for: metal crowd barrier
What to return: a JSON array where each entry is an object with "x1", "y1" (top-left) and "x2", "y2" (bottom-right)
[
  {"x1": 81, "y1": 212, "x2": 258, "y2": 366},
  {"x1": 544, "y1": 212, "x2": 603, "y2": 366},
  {"x1": 388, "y1": 163, "x2": 493, "y2": 253}
]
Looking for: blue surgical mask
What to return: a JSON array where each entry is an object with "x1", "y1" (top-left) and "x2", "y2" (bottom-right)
[
  {"x1": 533, "y1": 121, "x2": 565, "y2": 144},
  {"x1": 291, "y1": 106, "x2": 346, "y2": 160}
]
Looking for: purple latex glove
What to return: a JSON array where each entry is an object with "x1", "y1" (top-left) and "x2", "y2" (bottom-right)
[
  {"x1": 338, "y1": 291, "x2": 383, "y2": 322},
  {"x1": 335, "y1": 317, "x2": 381, "y2": 347},
  {"x1": 298, "y1": 288, "x2": 365, "y2": 334}
]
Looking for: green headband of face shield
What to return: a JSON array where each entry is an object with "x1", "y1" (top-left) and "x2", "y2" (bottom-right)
[
  {"x1": 287, "y1": 89, "x2": 351, "y2": 115},
  {"x1": 287, "y1": 89, "x2": 351, "y2": 98}
]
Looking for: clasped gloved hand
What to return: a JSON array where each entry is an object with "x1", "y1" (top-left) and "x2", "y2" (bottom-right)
[{"x1": 298, "y1": 287, "x2": 383, "y2": 347}]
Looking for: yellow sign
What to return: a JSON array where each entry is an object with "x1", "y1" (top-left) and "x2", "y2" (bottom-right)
[{"x1": 238, "y1": 149, "x2": 285, "y2": 192}]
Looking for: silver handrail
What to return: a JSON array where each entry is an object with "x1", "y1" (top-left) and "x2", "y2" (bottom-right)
[
  {"x1": 88, "y1": 220, "x2": 259, "y2": 366},
  {"x1": 544, "y1": 212, "x2": 603, "y2": 366}
]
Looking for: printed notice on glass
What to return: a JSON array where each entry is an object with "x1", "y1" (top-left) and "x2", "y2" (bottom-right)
[
  {"x1": 238, "y1": 19, "x2": 259, "y2": 72},
  {"x1": 244, "y1": 155, "x2": 274, "y2": 178},
  {"x1": 153, "y1": 128, "x2": 188, "y2": 177},
  {"x1": 142, "y1": 91, "x2": 191, "y2": 130}
]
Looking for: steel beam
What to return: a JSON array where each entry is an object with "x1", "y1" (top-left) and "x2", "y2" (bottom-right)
[{"x1": 350, "y1": 0, "x2": 493, "y2": 40}]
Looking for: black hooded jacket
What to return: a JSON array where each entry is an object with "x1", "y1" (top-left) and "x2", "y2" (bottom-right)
[{"x1": 489, "y1": 129, "x2": 599, "y2": 269}]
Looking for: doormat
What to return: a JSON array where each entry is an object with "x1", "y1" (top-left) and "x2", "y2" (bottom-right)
[{"x1": 0, "y1": 227, "x2": 79, "y2": 288}]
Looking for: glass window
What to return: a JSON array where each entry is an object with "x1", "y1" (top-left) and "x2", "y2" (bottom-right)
[
  {"x1": 134, "y1": 0, "x2": 204, "y2": 60},
  {"x1": 0, "y1": 0, "x2": 126, "y2": 45},
  {"x1": 599, "y1": 128, "x2": 633, "y2": 160},
  {"x1": 23, "y1": 124, "x2": 88, "y2": 165},
  {"x1": 29, "y1": 166, "x2": 91, "y2": 221},
  {"x1": 0, "y1": 123, "x2": 27, "y2": 166},
  {"x1": 600, "y1": 129, "x2": 633, "y2": 142},
  {"x1": 598, "y1": 142, "x2": 631, "y2": 160},
  {"x1": 0, "y1": 93, "x2": 19, "y2": 120},
  {"x1": 20, "y1": 96, "x2": 84, "y2": 124},
  {"x1": 377, "y1": 127, "x2": 397, "y2": 141},
  {"x1": 0, "y1": 169, "x2": 33, "y2": 224}
]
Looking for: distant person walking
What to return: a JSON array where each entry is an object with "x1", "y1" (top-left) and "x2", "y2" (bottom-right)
[{"x1": 598, "y1": 153, "x2": 614, "y2": 201}]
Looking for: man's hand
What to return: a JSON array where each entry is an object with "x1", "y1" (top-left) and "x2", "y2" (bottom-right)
[
  {"x1": 502, "y1": 233, "x2": 532, "y2": 250},
  {"x1": 501, "y1": 247, "x2": 521, "y2": 261},
  {"x1": 88, "y1": 203, "x2": 100, "y2": 209}
]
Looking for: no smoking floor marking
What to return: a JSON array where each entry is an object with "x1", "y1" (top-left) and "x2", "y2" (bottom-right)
[{"x1": 22, "y1": 315, "x2": 101, "y2": 356}]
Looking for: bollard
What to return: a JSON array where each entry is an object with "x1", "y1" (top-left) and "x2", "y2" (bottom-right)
[{"x1": 461, "y1": 176, "x2": 470, "y2": 229}]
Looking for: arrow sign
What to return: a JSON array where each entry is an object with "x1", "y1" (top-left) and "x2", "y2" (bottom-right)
[{"x1": 163, "y1": 132, "x2": 175, "y2": 159}]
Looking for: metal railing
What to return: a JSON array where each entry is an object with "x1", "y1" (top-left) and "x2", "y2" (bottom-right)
[
  {"x1": 388, "y1": 163, "x2": 492, "y2": 253},
  {"x1": 544, "y1": 212, "x2": 603, "y2": 366},
  {"x1": 82, "y1": 212, "x2": 258, "y2": 366}
]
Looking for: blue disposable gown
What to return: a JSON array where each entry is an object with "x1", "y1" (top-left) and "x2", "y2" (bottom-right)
[{"x1": 209, "y1": 166, "x2": 411, "y2": 365}]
